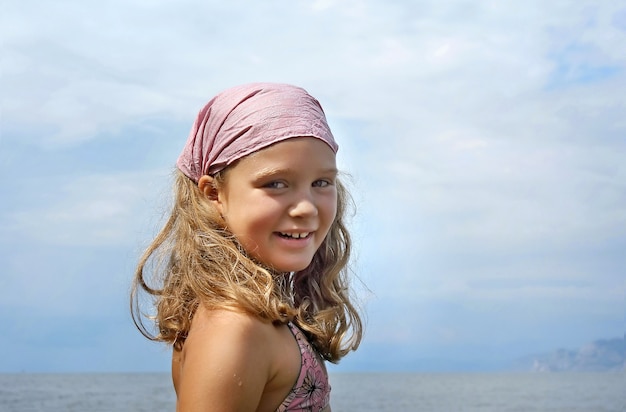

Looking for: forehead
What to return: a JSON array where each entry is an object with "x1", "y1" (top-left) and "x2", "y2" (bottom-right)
[{"x1": 230, "y1": 137, "x2": 337, "y2": 173}]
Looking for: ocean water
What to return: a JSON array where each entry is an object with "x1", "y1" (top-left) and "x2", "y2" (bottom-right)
[{"x1": 0, "y1": 372, "x2": 624, "y2": 411}]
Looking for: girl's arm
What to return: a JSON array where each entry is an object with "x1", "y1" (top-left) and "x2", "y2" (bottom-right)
[{"x1": 173, "y1": 308, "x2": 273, "y2": 412}]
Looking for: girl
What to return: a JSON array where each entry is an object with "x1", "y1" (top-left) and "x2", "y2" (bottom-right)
[{"x1": 131, "y1": 83, "x2": 363, "y2": 411}]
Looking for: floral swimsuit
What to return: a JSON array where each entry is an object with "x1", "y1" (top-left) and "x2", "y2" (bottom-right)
[{"x1": 276, "y1": 323, "x2": 330, "y2": 411}]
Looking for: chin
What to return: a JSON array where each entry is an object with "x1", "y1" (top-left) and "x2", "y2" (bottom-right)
[{"x1": 272, "y1": 259, "x2": 314, "y2": 274}]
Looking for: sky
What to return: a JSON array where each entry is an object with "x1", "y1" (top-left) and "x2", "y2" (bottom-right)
[{"x1": 1, "y1": 0, "x2": 625, "y2": 373}]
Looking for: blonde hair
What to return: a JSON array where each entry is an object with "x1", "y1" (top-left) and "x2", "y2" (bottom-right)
[{"x1": 131, "y1": 169, "x2": 362, "y2": 362}]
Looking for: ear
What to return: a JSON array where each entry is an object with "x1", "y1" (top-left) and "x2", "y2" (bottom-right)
[
  {"x1": 198, "y1": 175, "x2": 225, "y2": 219},
  {"x1": 198, "y1": 175, "x2": 222, "y2": 208}
]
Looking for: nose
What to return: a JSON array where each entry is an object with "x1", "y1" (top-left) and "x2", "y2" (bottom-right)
[{"x1": 289, "y1": 189, "x2": 318, "y2": 218}]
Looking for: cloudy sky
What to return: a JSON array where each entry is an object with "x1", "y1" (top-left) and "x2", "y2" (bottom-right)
[{"x1": 1, "y1": 0, "x2": 624, "y2": 373}]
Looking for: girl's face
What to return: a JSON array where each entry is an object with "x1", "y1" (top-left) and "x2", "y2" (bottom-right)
[{"x1": 212, "y1": 137, "x2": 338, "y2": 272}]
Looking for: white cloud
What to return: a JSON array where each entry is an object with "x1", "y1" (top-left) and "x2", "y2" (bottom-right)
[
  {"x1": 2, "y1": 170, "x2": 172, "y2": 247},
  {"x1": 3, "y1": 0, "x2": 624, "y2": 258},
  {"x1": 1, "y1": 0, "x2": 625, "y2": 369}
]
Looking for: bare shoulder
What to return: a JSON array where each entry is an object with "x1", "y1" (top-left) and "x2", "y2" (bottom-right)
[
  {"x1": 172, "y1": 307, "x2": 299, "y2": 412},
  {"x1": 188, "y1": 306, "x2": 272, "y2": 341}
]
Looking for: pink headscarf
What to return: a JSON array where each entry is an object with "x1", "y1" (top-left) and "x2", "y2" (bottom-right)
[{"x1": 177, "y1": 83, "x2": 338, "y2": 182}]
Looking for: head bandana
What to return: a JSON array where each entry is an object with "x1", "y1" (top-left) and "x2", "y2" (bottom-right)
[{"x1": 176, "y1": 83, "x2": 338, "y2": 182}]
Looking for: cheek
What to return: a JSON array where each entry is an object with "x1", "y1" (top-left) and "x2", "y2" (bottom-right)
[
  {"x1": 214, "y1": 188, "x2": 230, "y2": 217},
  {"x1": 322, "y1": 196, "x2": 338, "y2": 226}
]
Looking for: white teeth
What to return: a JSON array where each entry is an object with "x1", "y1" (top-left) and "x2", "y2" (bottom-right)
[{"x1": 281, "y1": 232, "x2": 309, "y2": 239}]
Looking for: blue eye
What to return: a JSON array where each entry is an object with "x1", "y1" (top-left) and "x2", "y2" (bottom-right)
[
  {"x1": 265, "y1": 181, "x2": 287, "y2": 189},
  {"x1": 313, "y1": 180, "x2": 331, "y2": 188}
]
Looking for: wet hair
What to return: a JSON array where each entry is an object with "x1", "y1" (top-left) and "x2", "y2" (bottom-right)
[{"x1": 130, "y1": 168, "x2": 362, "y2": 362}]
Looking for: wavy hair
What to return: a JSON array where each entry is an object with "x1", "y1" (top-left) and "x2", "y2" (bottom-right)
[{"x1": 130, "y1": 169, "x2": 362, "y2": 362}]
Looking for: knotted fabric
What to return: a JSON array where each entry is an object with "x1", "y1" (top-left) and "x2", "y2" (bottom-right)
[{"x1": 177, "y1": 83, "x2": 338, "y2": 182}]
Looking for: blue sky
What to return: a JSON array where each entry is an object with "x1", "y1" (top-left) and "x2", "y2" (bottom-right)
[{"x1": 1, "y1": 1, "x2": 625, "y2": 373}]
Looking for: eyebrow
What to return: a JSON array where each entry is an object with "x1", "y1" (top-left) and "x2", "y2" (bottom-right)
[{"x1": 253, "y1": 167, "x2": 338, "y2": 180}]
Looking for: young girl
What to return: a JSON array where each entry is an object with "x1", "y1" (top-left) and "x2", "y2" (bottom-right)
[{"x1": 131, "y1": 83, "x2": 363, "y2": 411}]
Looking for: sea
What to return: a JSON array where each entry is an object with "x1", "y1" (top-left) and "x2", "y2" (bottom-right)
[{"x1": 0, "y1": 372, "x2": 624, "y2": 412}]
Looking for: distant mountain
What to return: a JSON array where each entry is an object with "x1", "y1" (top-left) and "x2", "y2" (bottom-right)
[{"x1": 517, "y1": 334, "x2": 626, "y2": 372}]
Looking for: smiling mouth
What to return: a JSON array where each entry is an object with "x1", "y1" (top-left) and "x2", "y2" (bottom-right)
[{"x1": 278, "y1": 232, "x2": 311, "y2": 239}]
